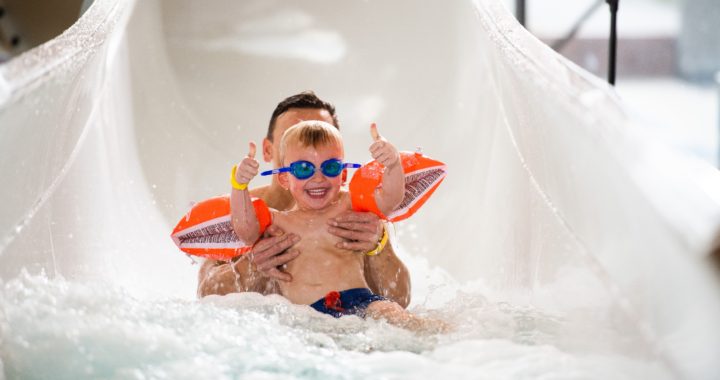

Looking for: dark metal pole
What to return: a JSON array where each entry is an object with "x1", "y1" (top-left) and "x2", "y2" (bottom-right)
[
  {"x1": 516, "y1": 0, "x2": 526, "y2": 26},
  {"x1": 607, "y1": 0, "x2": 619, "y2": 85}
]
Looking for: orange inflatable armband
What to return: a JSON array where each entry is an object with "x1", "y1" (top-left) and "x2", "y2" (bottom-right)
[
  {"x1": 171, "y1": 196, "x2": 272, "y2": 260},
  {"x1": 350, "y1": 151, "x2": 447, "y2": 222}
]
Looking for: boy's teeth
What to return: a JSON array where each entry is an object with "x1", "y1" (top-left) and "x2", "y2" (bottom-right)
[{"x1": 307, "y1": 189, "x2": 327, "y2": 196}]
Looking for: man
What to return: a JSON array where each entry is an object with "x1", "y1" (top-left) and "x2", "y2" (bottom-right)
[{"x1": 197, "y1": 91, "x2": 411, "y2": 307}]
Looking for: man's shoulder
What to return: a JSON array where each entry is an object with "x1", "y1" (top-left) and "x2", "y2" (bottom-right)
[
  {"x1": 249, "y1": 185, "x2": 270, "y2": 200},
  {"x1": 253, "y1": 185, "x2": 295, "y2": 210},
  {"x1": 339, "y1": 190, "x2": 351, "y2": 203}
]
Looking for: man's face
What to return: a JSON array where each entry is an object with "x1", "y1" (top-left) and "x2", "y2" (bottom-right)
[{"x1": 263, "y1": 108, "x2": 336, "y2": 167}]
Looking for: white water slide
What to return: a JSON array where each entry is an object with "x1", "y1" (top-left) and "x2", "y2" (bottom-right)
[{"x1": 1, "y1": 0, "x2": 719, "y2": 378}]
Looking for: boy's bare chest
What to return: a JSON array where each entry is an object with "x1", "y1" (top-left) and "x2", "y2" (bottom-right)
[{"x1": 273, "y1": 203, "x2": 347, "y2": 253}]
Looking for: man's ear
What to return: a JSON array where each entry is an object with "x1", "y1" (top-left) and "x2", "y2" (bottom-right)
[
  {"x1": 262, "y1": 138, "x2": 273, "y2": 163},
  {"x1": 278, "y1": 172, "x2": 290, "y2": 189}
]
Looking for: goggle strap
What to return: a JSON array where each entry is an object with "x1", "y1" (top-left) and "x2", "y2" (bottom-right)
[{"x1": 260, "y1": 167, "x2": 292, "y2": 176}]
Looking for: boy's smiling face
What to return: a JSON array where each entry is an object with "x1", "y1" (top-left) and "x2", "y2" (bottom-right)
[{"x1": 279, "y1": 141, "x2": 344, "y2": 211}]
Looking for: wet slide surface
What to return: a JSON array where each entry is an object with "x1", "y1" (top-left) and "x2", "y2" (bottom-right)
[{"x1": 1, "y1": 0, "x2": 720, "y2": 378}]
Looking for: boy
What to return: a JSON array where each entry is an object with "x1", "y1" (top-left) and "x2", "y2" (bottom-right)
[
  {"x1": 198, "y1": 91, "x2": 409, "y2": 306},
  {"x1": 231, "y1": 120, "x2": 442, "y2": 331}
]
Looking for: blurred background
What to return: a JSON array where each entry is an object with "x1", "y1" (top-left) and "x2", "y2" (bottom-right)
[
  {"x1": 1, "y1": 0, "x2": 718, "y2": 166},
  {"x1": 505, "y1": 0, "x2": 720, "y2": 166}
]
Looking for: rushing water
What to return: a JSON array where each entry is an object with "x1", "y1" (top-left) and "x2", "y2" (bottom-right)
[{"x1": 0, "y1": 252, "x2": 673, "y2": 380}]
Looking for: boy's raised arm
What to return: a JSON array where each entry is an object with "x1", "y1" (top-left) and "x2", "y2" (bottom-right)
[
  {"x1": 368, "y1": 124, "x2": 404, "y2": 216},
  {"x1": 231, "y1": 142, "x2": 261, "y2": 244}
]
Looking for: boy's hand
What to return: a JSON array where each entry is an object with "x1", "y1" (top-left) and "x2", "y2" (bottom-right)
[
  {"x1": 235, "y1": 142, "x2": 259, "y2": 184},
  {"x1": 369, "y1": 123, "x2": 400, "y2": 169}
]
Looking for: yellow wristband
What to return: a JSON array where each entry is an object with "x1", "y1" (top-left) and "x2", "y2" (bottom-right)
[
  {"x1": 365, "y1": 225, "x2": 389, "y2": 256},
  {"x1": 230, "y1": 165, "x2": 248, "y2": 191}
]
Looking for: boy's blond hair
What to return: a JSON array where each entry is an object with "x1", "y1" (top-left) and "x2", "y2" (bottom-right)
[{"x1": 279, "y1": 120, "x2": 344, "y2": 164}]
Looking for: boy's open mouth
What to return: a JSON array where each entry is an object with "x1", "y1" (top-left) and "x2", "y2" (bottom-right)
[{"x1": 305, "y1": 187, "x2": 329, "y2": 199}]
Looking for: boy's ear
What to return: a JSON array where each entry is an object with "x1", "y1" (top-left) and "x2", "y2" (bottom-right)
[
  {"x1": 262, "y1": 138, "x2": 273, "y2": 163},
  {"x1": 278, "y1": 172, "x2": 289, "y2": 189}
]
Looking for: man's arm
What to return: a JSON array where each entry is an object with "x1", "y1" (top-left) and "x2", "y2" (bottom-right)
[
  {"x1": 364, "y1": 242, "x2": 411, "y2": 308},
  {"x1": 197, "y1": 257, "x2": 258, "y2": 297},
  {"x1": 328, "y1": 211, "x2": 411, "y2": 307},
  {"x1": 196, "y1": 225, "x2": 301, "y2": 297}
]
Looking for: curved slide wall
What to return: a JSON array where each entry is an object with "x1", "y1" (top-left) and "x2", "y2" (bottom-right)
[{"x1": 1, "y1": 0, "x2": 719, "y2": 377}]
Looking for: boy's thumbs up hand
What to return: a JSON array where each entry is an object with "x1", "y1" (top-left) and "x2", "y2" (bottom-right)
[
  {"x1": 370, "y1": 123, "x2": 382, "y2": 142},
  {"x1": 235, "y1": 141, "x2": 260, "y2": 185},
  {"x1": 247, "y1": 142, "x2": 256, "y2": 159},
  {"x1": 369, "y1": 123, "x2": 400, "y2": 169}
]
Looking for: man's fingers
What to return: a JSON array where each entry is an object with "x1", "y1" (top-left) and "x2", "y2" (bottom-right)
[
  {"x1": 253, "y1": 235, "x2": 298, "y2": 262},
  {"x1": 248, "y1": 141, "x2": 257, "y2": 159},
  {"x1": 336, "y1": 240, "x2": 375, "y2": 252},
  {"x1": 327, "y1": 227, "x2": 375, "y2": 244},
  {"x1": 328, "y1": 220, "x2": 377, "y2": 233},
  {"x1": 252, "y1": 233, "x2": 300, "y2": 262},
  {"x1": 254, "y1": 232, "x2": 299, "y2": 251},
  {"x1": 330, "y1": 210, "x2": 379, "y2": 224},
  {"x1": 266, "y1": 267, "x2": 292, "y2": 282},
  {"x1": 264, "y1": 224, "x2": 285, "y2": 237},
  {"x1": 370, "y1": 123, "x2": 381, "y2": 142},
  {"x1": 256, "y1": 248, "x2": 301, "y2": 271}
]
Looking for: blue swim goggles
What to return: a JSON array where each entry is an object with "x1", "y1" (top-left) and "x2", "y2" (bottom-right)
[{"x1": 261, "y1": 158, "x2": 361, "y2": 180}]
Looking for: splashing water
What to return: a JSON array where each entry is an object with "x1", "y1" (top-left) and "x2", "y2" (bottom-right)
[{"x1": 0, "y1": 257, "x2": 673, "y2": 380}]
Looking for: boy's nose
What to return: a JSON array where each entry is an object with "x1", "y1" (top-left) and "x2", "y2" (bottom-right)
[{"x1": 309, "y1": 170, "x2": 326, "y2": 181}]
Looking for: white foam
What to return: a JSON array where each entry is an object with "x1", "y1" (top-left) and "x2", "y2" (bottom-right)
[{"x1": 0, "y1": 269, "x2": 674, "y2": 379}]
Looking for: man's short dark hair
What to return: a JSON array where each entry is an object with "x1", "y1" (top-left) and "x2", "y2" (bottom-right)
[{"x1": 267, "y1": 91, "x2": 339, "y2": 141}]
